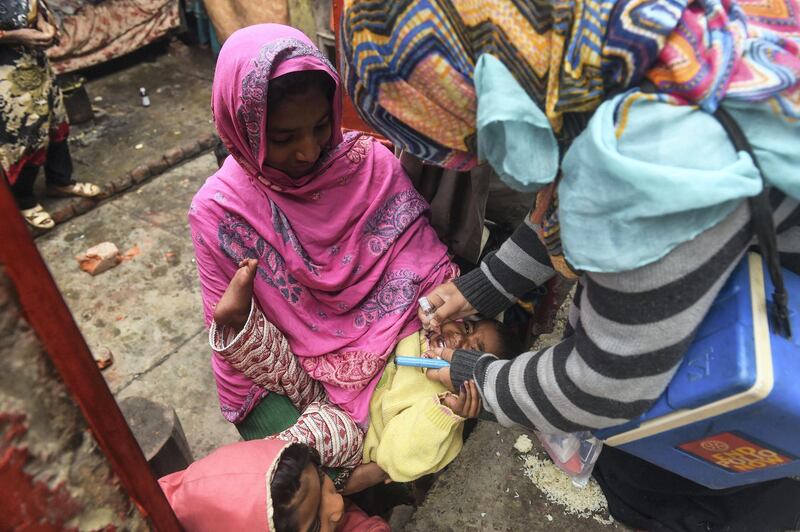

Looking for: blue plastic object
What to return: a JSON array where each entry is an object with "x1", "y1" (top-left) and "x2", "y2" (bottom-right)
[
  {"x1": 395, "y1": 356, "x2": 450, "y2": 369},
  {"x1": 595, "y1": 254, "x2": 800, "y2": 489}
]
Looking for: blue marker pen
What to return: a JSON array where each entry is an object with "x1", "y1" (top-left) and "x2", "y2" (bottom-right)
[{"x1": 395, "y1": 356, "x2": 450, "y2": 369}]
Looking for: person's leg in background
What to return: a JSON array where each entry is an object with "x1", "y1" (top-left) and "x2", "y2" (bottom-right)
[
  {"x1": 11, "y1": 163, "x2": 55, "y2": 229},
  {"x1": 43, "y1": 138, "x2": 73, "y2": 187},
  {"x1": 11, "y1": 164, "x2": 40, "y2": 210},
  {"x1": 43, "y1": 138, "x2": 101, "y2": 198}
]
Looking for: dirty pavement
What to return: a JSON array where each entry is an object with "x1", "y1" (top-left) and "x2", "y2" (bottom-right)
[{"x1": 36, "y1": 41, "x2": 623, "y2": 531}]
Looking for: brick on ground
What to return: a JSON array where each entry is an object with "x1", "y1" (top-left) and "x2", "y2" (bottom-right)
[{"x1": 76, "y1": 241, "x2": 120, "y2": 276}]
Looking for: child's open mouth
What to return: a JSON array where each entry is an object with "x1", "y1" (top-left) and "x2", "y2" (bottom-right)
[{"x1": 428, "y1": 334, "x2": 447, "y2": 350}]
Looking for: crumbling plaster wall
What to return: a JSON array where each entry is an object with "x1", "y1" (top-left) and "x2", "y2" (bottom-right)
[{"x1": 0, "y1": 266, "x2": 147, "y2": 530}]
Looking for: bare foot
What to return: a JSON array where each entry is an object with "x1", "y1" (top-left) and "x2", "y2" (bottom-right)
[{"x1": 214, "y1": 259, "x2": 258, "y2": 332}]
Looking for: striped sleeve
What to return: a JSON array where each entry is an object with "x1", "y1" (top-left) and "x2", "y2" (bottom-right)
[
  {"x1": 451, "y1": 197, "x2": 800, "y2": 432},
  {"x1": 454, "y1": 216, "x2": 555, "y2": 318}
]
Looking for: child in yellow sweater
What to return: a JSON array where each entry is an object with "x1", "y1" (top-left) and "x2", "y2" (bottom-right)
[{"x1": 210, "y1": 259, "x2": 519, "y2": 490}]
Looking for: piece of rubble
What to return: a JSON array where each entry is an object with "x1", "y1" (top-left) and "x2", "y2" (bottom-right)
[
  {"x1": 94, "y1": 347, "x2": 114, "y2": 370},
  {"x1": 76, "y1": 242, "x2": 120, "y2": 275},
  {"x1": 121, "y1": 245, "x2": 141, "y2": 261}
]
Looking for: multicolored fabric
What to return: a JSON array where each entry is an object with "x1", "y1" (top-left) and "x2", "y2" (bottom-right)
[
  {"x1": 0, "y1": 0, "x2": 69, "y2": 184},
  {"x1": 46, "y1": 0, "x2": 180, "y2": 74},
  {"x1": 341, "y1": 0, "x2": 610, "y2": 170},
  {"x1": 191, "y1": 24, "x2": 452, "y2": 424},
  {"x1": 342, "y1": 0, "x2": 799, "y2": 278},
  {"x1": 609, "y1": 0, "x2": 800, "y2": 116},
  {"x1": 278, "y1": 401, "x2": 365, "y2": 469},
  {"x1": 342, "y1": 0, "x2": 799, "y2": 171}
]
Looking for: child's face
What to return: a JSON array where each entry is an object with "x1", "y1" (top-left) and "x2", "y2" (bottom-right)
[
  {"x1": 266, "y1": 86, "x2": 332, "y2": 179},
  {"x1": 429, "y1": 320, "x2": 504, "y2": 354},
  {"x1": 294, "y1": 463, "x2": 344, "y2": 532}
]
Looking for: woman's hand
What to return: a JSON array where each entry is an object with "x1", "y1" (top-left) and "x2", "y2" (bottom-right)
[
  {"x1": 340, "y1": 462, "x2": 390, "y2": 495},
  {"x1": 418, "y1": 281, "x2": 477, "y2": 332},
  {"x1": 441, "y1": 380, "x2": 481, "y2": 418},
  {"x1": 36, "y1": 14, "x2": 59, "y2": 45},
  {"x1": 423, "y1": 344, "x2": 455, "y2": 391},
  {"x1": 213, "y1": 259, "x2": 258, "y2": 333},
  {"x1": 2, "y1": 28, "x2": 54, "y2": 48}
]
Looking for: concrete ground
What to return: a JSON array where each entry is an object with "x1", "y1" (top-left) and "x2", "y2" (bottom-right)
[
  {"x1": 406, "y1": 422, "x2": 621, "y2": 532},
  {"x1": 37, "y1": 153, "x2": 240, "y2": 459},
  {"x1": 66, "y1": 41, "x2": 215, "y2": 188},
  {"x1": 34, "y1": 43, "x2": 624, "y2": 530},
  {"x1": 31, "y1": 41, "x2": 217, "y2": 231}
]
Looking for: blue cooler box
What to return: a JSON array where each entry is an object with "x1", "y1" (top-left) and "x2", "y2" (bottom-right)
[{"x1": 594, "y1": 253, "x2": 800, "y2": 489}]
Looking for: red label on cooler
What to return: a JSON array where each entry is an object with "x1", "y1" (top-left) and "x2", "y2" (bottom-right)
[{"x1": 678, "y1": 432, "x2": 795, "y2": 473}]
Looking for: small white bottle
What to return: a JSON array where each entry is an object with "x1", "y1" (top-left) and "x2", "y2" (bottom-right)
[{"x1": 139, "y1": 87, "x2": 151, "y2": 107}]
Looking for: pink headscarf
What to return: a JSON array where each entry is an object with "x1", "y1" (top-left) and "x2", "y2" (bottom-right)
[
  {"x1": 159, "y1": 440, "x2": 391, "y2": 531},
  {"x1": 189, "y1": 24, "x2": 451, "y2": 424},
  {"x1": 159, "y1": 439, "x2": 289, "y2": 531}
]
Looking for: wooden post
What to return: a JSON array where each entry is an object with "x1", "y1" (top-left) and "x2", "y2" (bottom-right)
[{"x1": 0, "y1": 178, "x2": 181, "y2": 531}]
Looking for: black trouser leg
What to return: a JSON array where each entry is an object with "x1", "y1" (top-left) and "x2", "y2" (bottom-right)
[
  {"x1": 44, "y1": 139, "x2": 74, "y2": 187},
  {"x1": 10, "y1": 164, "x2": 40, "y2": 210},
  {"x1": 593, "y1": 445, "x2": 800, "y2": 532}
]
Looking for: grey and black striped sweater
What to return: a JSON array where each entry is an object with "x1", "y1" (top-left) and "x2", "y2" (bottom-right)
[{"x1": 450, "y1": 193, "x2": 800, "y2": 434}]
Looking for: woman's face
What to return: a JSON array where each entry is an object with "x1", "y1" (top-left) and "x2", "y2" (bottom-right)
[
  {"x1": 265, "y1": 86, "x2": 332, "y2": 179},
  {"x1": 294, "y1": 463, "x2": 345, "y2": 532}
]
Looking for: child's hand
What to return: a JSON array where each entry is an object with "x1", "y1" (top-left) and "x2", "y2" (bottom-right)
[
  {"x1": 441, "y1": 380, "x2": 481, "y2": 418},
  {"x1": 341, "y1": 462, "x2": 390, "y2": 495},
  {"x1": 213, "y1": 259, "x2": 258, "y2": 333},
  {"x1": 423, "y1": 345, "x2": 455, "y2": 391}
]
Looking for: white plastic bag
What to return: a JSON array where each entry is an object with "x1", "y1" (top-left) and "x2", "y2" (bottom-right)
[{"x1": 535, "y1": 431, "x2": 603, "y2": 488}]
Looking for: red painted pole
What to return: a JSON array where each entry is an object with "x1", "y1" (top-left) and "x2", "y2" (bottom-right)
[{"x1": 0, "y1": 178, "x2": 181, "y2": 531}]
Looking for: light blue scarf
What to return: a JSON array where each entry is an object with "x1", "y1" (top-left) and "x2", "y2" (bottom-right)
[
  {"x1": 475, "y1": 54, "x2": 558, "y2": 193},
  {"x1": 475, "y1": 54, "x2": 800, "y2": 272},
  {"x1": 559, "y1": 92, "x2": 799, "y2": 272}
]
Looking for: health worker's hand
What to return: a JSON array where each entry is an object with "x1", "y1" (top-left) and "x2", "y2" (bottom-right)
[{"x1": 417, "y1": 281, "x2": 477, "y2": 332}]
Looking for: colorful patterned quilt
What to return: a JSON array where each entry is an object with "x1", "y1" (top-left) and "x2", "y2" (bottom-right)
[{"x1": 46, "y1": 0, "x2": 180, "y2": 73}]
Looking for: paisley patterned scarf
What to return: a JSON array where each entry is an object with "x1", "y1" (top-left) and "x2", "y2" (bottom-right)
[{"x1": 190, "y1": 24, "x2": 452, "y2": 424}]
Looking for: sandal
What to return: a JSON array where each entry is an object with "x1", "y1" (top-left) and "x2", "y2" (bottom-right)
[
  {"x1": 46, "y1": 181, "x2": 102, "y2": 198},
  {"x1": 21, "y1": 204, "x2": 55, "y2": 229}
]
